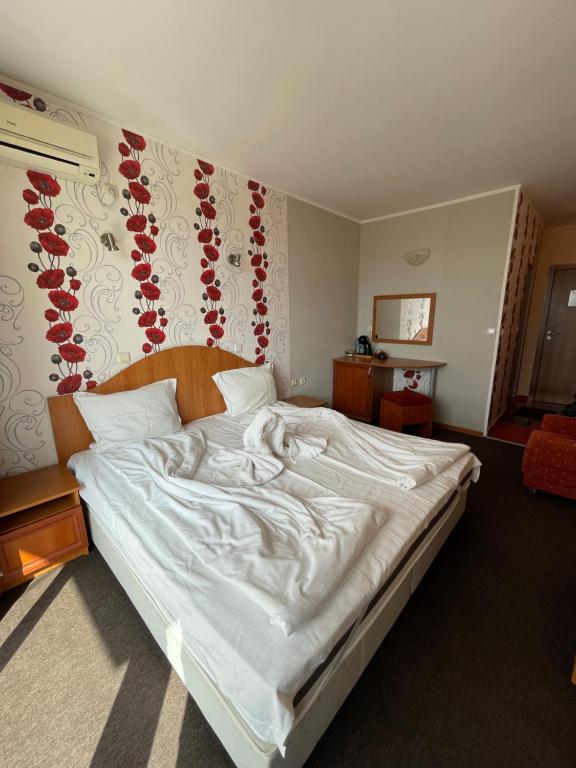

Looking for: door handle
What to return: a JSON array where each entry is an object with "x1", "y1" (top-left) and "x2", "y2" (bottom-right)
[{"x1": 545, "y1": 330, "x2": 561, "y2": 340}]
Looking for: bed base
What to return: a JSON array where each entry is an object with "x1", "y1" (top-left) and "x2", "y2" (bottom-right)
[{"x1": 86, "y1": 484, "x2": 469, "y2": 768}]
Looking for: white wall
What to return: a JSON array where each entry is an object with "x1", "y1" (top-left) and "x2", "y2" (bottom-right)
[
  {"x1": 288, "y1": 198, "x2": 360, "y2": 404},
  {"x1": 357, "y1": 191, "x2": 516, "y2": 432}
]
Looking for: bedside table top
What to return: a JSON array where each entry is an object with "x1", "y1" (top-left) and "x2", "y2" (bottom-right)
[
  {"x1": 283, "y1": 395, "x2": 328, "y2": 408},
  {"x1": 0, "y1": 464, "x2": 79, "y2": 518}
]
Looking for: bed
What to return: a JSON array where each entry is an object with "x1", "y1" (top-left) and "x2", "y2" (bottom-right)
[{"x1": 48, "y1": 345, "x2": 480, "y2": 768}]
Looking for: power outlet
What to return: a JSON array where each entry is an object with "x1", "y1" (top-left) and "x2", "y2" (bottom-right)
[
  {"x1": 116, "y1": 351, "x2": 131, "y2": 364},
  {"x1": 299, "y1": 377, "x2": 306, "y2": 386},
  {"x1": 290, "y1": 378, "x2": 298, "y2": 387}
]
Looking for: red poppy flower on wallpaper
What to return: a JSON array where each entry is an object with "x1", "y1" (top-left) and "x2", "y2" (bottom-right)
[
  {"x1": 254, "y1": 267, "x2": 267, "y2": 282},
  {"x1": 44, "y1": 308, "x2": 60, "y2": 322},
  {"x1": 142, "y1": 343, "x2": 153, "y2": 354},
  {"x1": 24, "y1": 207, "x2": 54, "y2": 230},
  {"x1": 194, "y1": 182, "x2": 210, "y2": 200},
  {"x1": 258, "y1": 336, "x2": 269, "y2": 348},
  {"x1": 57, "y1": 373, "x2": 83, "y2": 395},
  {"x1": 131, "y1": 262, "x2": 152, "y2": 281},
  {"x1": 200, "y1": 201, "x2": 217, "y2": 220},
  {"x1": 248, "y1": 180, "x2": 259, "y2": 191},
  {"x1": 256, "y1": 302, "x2": 268, "y2": 316},
  {"x1": 138, "y1": 310, "x2": 157, "y2": 327},
  {"x1": 250, "y1": 253, "x2": 262, "y2": 267},
  {"x1": 0, "y1": 83, "x2": 31, "y2": 101},
  {"x1": 254, "y1": 322, "x2": 265, "y2": 335},
  {"x1": 200, "y1": 269, "x2": 215, "y2": 285},
  {"x1": 37, "y1": 269, "x2": 65, "y2": 289},
  {"x1": 253, "y1": 231, "x2": 265, "y2": 247},
  {"x1": 122, "y1": 129, "x2": 146, "y2": 151},
  {"x1": 197, "y1": 160, "x2": 214, "y2": 175},
  {"x1": 45, "y1": 322, "x2": 73, "y2": 343},
  {"x1": 255, "y1": 354, "x2": 266, "y2": 366},
  {"x1": 27, "y1": 170, "x2": 61, "y2": 197},
  {"x1": 128, "y1": 182, "x2": 152, "y2": 205},
  {"x1": 209, "y1": 324, "x2": 224, "y2": 339},
  {"x1": 126, "y1": 214, "x2": 148, "y2": 232},
  {"x1": 58, "y1": 343, "x2": 87, "y2": 363},
  {"x1": 48, "y1": 289, "x2": 79, "y2": 311},
  {"x1": 38, "y1": 232, "x2": 70, "y2": 257},
  {"x1": 118, "y1": 142, "x2": 130, "y2": 157},
  {"x1": 134, "y1": 233, "x2": 156, "y2": 254},
  {"x1": 198, "y1": 228, "x2": 213, "y2": 243},
  {"x1": 252, "y1": 192, "x2": 265, "y2": 209},
  {"x1": 130, "y1": 250, "x2": 142, "y2": 262},
  {"x1": 203, "y1": 244, "x2": 219, "y2": 262},
  {"x1": 206, "y1": 285, "x2": 221, "y2": 301},
  {"x1": 119, "y1": 160, "x2": 141, "y2": 180},
  {"x1": 22, "y1": 189, "x2": 40, "y2": 205},
  {"x1": 69, "y1": 278, "x2": 82, "y2": 291},
  {"x1": 150, "y1": 225, "x2": 159, "y2": 236},
  {"x1": 252, "y1": 288, "x2": 263, "y2": 302},
  {"x1": 145, "y1": 327, "x2": 166, "y2": 345},
  {"x1": 249, "y1": 215, "x2": 261, "y2": 230},
  {"x1": 204, "y1": 309, "x2": 218, "y2": 324},
  {"x1": 140, "y1": 282, "x2": 161, "y2": 301}
]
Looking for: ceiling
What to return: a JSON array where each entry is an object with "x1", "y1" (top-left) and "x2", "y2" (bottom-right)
[{"x1": 1, "y1": 0, "x2": 575, "y2": 224}]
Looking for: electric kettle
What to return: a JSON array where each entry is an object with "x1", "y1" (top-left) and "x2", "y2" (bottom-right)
[{"x1": 353, "y1": 335, "x2": 373, "y2": 356}]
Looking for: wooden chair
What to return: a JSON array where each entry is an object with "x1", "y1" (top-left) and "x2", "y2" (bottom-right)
[{"x1": 379, "y1": 390, "x2": 434, "y2": 438}]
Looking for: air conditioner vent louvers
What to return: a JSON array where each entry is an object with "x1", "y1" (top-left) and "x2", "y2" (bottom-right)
[{"x1": 0, "y1": 100, "x2": 100, "y2": 185}]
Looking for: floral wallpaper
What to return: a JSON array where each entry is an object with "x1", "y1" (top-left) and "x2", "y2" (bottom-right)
[
  {"x1": 0, "y1": 80, "x2": 289, "y2": 476},
  {"x1": 488, "y1": 189, "x2": 542, "y2": 427}
]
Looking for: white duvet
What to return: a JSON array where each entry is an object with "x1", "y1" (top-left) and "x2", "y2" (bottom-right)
[
  {"x1": 100, "y1": 429, "x2": 384, "y2": 635},
  {"x1": 69, "y1": 404, "x2": 480, "y2": 750}
]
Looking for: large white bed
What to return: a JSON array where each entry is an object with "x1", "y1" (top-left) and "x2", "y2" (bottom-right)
[{"x1": 49, "y1": 346, "x2": 480, "y2": 768}]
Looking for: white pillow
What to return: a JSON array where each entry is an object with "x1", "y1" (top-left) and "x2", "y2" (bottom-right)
[
  {"x1": 73, "y1": 378, "x2": 181, "y2": 454},
  {"x1": 212, "y1": 365, "x2": 277, "y2": 416}
]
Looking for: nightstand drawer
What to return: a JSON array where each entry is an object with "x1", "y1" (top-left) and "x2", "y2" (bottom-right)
[{"x1": 0, "y1": 505, "x2": 87, "y2": 589}]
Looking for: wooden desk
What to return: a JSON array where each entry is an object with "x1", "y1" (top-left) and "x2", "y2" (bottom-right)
[{"x1": 333, "y1": 356, "x2": 446, "y2": 423}]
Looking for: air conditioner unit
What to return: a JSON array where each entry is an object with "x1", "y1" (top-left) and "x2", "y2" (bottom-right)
[{"x1": 0, "y1": 101, "x2": 100, "y2": 185}]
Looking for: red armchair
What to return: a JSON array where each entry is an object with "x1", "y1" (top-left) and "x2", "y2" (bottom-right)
[{"x1": 522, "y1": 415, "x2": 576, "y2": 499}]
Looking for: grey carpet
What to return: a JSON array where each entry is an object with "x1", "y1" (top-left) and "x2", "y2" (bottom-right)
[{"x1": 1, "y1": 431, "x2": 575, "y2": 768}]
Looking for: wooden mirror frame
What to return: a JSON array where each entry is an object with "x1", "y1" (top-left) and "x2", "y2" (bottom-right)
[{"x1": 372, "y1": 292, "x2": 437, "y2": 345}]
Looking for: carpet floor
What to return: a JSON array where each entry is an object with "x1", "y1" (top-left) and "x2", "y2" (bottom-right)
[{"x1": 1, "y1": 431, "x2": 575, "y2": 768}]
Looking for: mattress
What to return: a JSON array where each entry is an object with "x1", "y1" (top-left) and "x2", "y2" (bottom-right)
[{"x1": 68, "y1": 406, "x2": 480, "y2": 749}]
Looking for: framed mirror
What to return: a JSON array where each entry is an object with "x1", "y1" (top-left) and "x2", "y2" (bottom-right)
[{"x1": 372, "y1": 293, "x2": 436, "y2": 345}]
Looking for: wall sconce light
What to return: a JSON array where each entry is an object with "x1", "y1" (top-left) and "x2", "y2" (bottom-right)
[
  {"x1": 227, "y1": 253, "x2": 241, "y2": 268},
  {"x1": 100, "y1": 233, "x2": 119, "y2": 252},
  {"x1": 403, "y1": 248, "x2": 431, "y2": 266}
]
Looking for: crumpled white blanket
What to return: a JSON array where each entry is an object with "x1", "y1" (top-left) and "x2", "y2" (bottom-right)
[
  {"x1": 269, "y1": 405, "x2": 471, "y2": 490},
  {"x1": 243, "y1": 406, "x2": 327, "y2": 460},
  {"x1": 102, "y1": 428, "x2": 384, "y2": 635}
]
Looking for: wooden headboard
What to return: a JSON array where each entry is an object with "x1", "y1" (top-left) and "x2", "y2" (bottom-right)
[{"x1": 48, "y1": 345, "x2": 254, "y2": 463}]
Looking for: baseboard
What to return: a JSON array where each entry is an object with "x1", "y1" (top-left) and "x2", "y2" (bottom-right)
[{"x1": 434, "y1": 422, "x2": 484, "y2": 437}]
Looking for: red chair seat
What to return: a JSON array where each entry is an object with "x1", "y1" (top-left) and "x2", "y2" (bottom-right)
[
  {"x1": 522, "y1": 414, "x2": 576, "y2": 500},
  {"x1": 381, "y1": 390, "x2": 432, "y2": 407},
  {"x1": 380, "y1": 390, "x2": 434, "y2": 437}
]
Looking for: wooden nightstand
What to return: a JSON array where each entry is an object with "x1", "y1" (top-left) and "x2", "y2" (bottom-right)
[
  {"x1": 283, "y1": 395, "x2": 328, "y2": 408},
  {"x1": 0, "y1": 464, "x2": 88, "y2": 592}
]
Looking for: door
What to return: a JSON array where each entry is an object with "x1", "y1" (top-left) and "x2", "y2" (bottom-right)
[
  {"x1": 332, "y1": 361, "x2": 373, "y2": 421},
  {"x1": 533, "y1": 265, "x2": 576, "y2": 404}
]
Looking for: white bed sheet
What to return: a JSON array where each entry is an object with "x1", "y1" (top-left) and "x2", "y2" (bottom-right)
[{"x1": 69, "y1": 406, "x2": 480, "y2": 750}]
